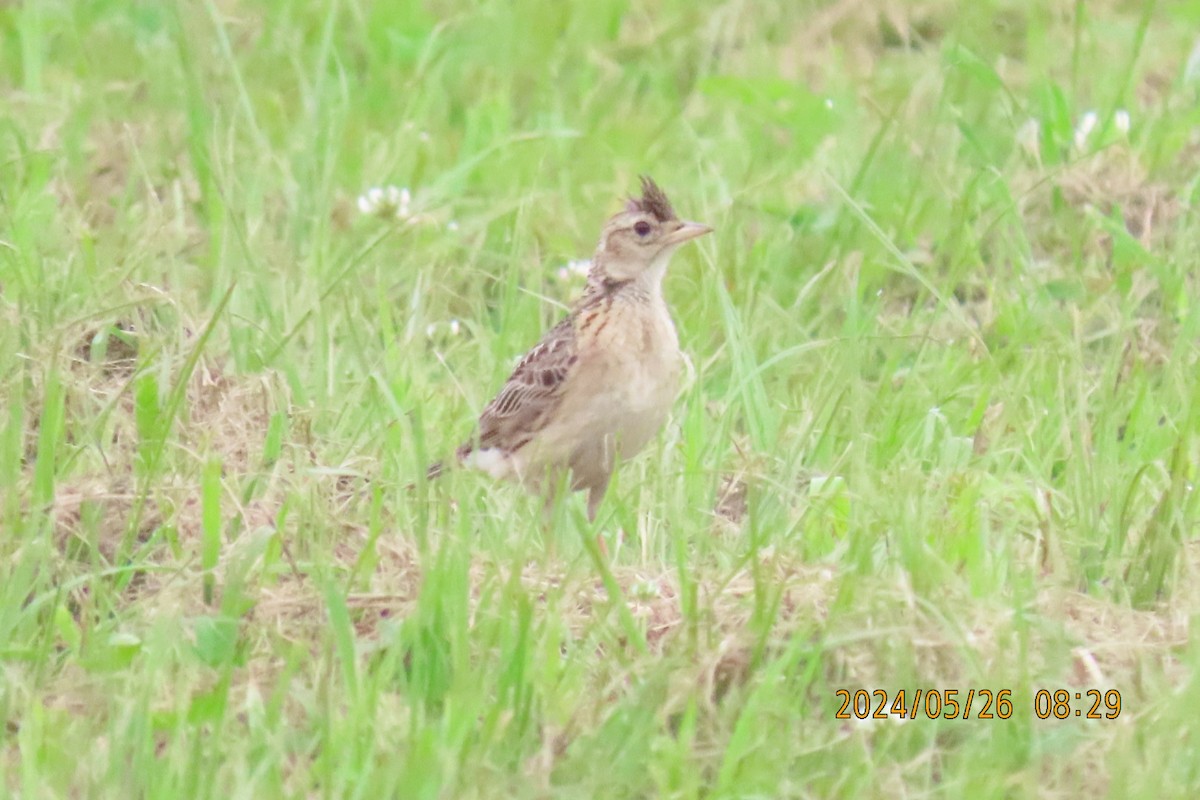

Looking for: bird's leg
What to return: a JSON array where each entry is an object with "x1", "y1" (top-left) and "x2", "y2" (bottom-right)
[
  {"x1": 586, "y1": 484, "x2": 607, "y2": 522},
  {"x1": 538, "y1": 467, "x2": 581, "y2": 563},
  {"x1": 540, "y1": 497, "x2": 565, "y2": 564},
  {"x1": 587, "y1": 477, "x2": 611, "y2": 559}
]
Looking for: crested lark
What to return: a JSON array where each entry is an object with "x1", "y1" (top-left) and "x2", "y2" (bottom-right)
[{"x1": 435, "y1": 176, "x2": 711, "y2": 519}]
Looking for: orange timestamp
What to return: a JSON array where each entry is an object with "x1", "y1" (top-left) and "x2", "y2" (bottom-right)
[
  {"x1": 836, "y1": 689, "x2": 1013, "y2": 720},
  {"x1": 835, "y1": 689, "x2": 1122, "y2": 720}
]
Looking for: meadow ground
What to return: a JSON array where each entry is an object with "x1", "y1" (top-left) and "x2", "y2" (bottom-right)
[{"x1": 3, "y1": 0, "x2": 1200, "y2": 797}]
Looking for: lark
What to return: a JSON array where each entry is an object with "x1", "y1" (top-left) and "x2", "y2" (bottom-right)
[{"x1": 433, "y1": 176, "x2": 711, "y2": 519}]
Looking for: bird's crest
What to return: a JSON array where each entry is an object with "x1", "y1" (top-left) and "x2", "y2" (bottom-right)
[{"x1": 625, "y1": 175, "x2": 677, "y2": 222}]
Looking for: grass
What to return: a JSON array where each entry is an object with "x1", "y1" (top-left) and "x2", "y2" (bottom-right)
[{"x1": 2, "y1": 0, "x2": 1200, "y2": 796}]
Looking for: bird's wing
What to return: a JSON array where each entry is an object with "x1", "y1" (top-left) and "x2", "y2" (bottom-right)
[{"x1": 458, "y1": 315, "x2": 580, "y2": 458}]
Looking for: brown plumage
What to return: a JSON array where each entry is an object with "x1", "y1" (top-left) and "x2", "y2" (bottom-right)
[{"x1": 435, "y1": 176, "x2": 711, "y2": 519}]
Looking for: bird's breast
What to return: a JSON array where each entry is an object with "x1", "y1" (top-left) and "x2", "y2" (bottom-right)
[{"x1": 567, "y1": 298, "x2": 682, "y2": 448}]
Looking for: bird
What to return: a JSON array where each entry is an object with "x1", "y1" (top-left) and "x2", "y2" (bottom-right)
[{"x1": 430, "y1": 176, "x2": 712, "y2": 520}]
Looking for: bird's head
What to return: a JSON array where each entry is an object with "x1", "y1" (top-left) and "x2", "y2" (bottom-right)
[{"x1": 591, "y1": 176, "x2": 711, "y2": 287}]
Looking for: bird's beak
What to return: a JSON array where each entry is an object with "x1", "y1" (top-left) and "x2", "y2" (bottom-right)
[{"x1": 663, "y1": 220, "x2": 713, "y2": 246}]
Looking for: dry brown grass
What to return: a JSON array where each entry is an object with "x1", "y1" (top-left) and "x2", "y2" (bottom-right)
[{"x1": 1016, "y1": 145, "x2": 1183, "y2": 261}]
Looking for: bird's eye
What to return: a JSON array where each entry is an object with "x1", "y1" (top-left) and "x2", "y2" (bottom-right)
[{"x1": 634, "y1": 221, "x2": 652, "y2": 237}]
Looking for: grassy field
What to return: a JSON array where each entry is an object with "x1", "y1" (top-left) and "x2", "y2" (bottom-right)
[{"x1": 3, "y1": 0, "x2": 1200, "y2": 796}]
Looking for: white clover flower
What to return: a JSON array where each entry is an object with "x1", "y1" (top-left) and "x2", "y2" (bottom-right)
[
  {"x1": 1114, "y1": 109, "x2": 1131, "y2": 137},
  {"x1": 356, "y1": 188, "x2": 379, "y2": 215},
  {"x1": 1073, "y1": 110, "x2": 1098, "y2": 151},
  {"x1": 356, "y1": 185, "x2": 412, "y2": 220},
  {"x1": 1185, "y1": 37, "x2": 1200, "y2": 86},
  {"x1": 1015, "y1": 118, "x2": 1041, "y2": 162},
  {"x1": 425, "y1": 319, "x2": 462, "y2": 340},
  {"x1": 554, "y1": 259, "x2": 591, "y2": 283},
  {"x1": 446, "y1": 220, "x2": 459, "y2": 232}
]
